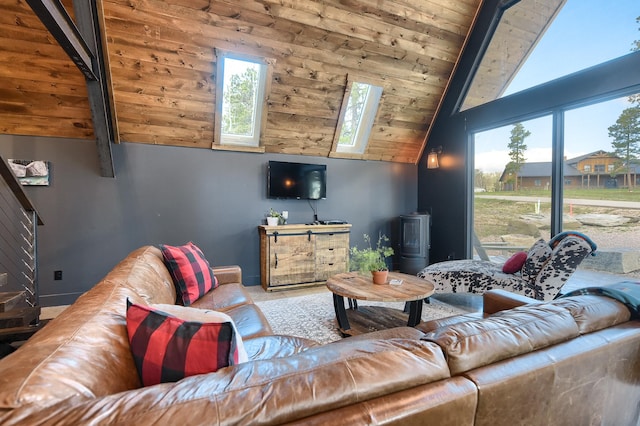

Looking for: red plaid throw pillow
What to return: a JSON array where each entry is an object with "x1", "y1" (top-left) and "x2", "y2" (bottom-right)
[
  {"x1": 126, "y1": 301, "x2": 247, "y2": 386},
  {"x1": 160, "y1": 242, "x2": 218, "y2": 306}
]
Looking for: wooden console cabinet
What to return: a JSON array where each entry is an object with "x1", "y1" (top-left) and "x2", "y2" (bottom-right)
[{"x1": 259, "y1": 224, "x2": 351, "y2": 291}]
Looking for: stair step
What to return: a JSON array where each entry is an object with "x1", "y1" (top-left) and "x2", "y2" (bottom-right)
[
  {"x1": 0, "y1": 292, "x2": 27, "y2": 313},
  {"x1": 0, "y1": 306, "x2": 40, "y2": 329},
  {"x1": 0, "y1": 319, "x2": 47, "y2": 344}
]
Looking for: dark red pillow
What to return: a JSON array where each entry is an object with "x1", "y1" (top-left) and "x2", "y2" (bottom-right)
[
  {"x1": 160, "y1": 242, "x2": 218, "y2": 306},
  {"x1": 502, "y1": 251, "x2": 528, "y2": 274},
  {"x1": 126, "y1": 301, "x2": 245, "y2": 386}
]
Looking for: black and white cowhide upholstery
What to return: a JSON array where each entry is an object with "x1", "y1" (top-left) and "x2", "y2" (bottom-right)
[{"x1": 417, "y1": 234, "x2": 597, "y2": 301}]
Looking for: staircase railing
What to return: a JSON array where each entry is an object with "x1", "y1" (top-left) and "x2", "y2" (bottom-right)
[{"x1": 0, "y1": 156, "x2": 43, "y2": 339}]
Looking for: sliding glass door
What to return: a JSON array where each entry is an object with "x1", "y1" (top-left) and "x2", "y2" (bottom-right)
[{"x1": 473, "y1": 116, "x2": 552, "y2": 260}]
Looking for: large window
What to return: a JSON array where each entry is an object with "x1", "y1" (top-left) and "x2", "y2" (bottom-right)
[
  {"x1": 473, "y1": 116, "x2": 552, "y2": 259},
  {"x1": 213, "y1": 51, "x2": 273, "y2": 150},
  {"x1": 466, "y1": 0, "x2": 639, "y2": 276},
  {"x1": 462, "y1": 0, "x2": 638, "y2": 111},
  {"x1": 559, "y1": 94, "x2": 640, "y2": 268}
]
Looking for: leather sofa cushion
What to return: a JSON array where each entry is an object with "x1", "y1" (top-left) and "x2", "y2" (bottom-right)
[
  {"x1": 111, "y1": 246, "x2": 178, "y2": 305},
  {"x1": 423, "y1": 303, "x2": 579, "y2": 375},
  {"x1": 244, "y1": 335, "x2": 319, "y2": 361},
  {"x1": 288, "y1": 376, "x2": 478, "y2": 426},
  {"x1": 549, "y1": 295, "x2": 631, "y2": 334},
  {"x1": 1, "y1": 339, "x2": 451, "y2": 425},
  {"x1": 190, "y1": 283, "x2": 252, "y2": 312},
  {"x1": 465, "y1": 324, "x2": 640, "y2": 426},
  {"x1": 0, "y1": 282, "x2": 147, "y2": 409},
  {"x1": 337, "y1": 326, "x2": 426, "y2": 343},
  {"x1": 417, "y1": 313, "x2": 484, "y2": 334},
  {"x1": 223, "y1": 303, "x2": 273, "y2": 339}
]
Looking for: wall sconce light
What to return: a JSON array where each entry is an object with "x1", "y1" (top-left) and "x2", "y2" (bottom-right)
[{"x1": 427, "y1": 146, "x2": 442, "y2": 169}]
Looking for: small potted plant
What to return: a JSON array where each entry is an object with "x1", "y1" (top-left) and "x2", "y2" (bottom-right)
[
  {"x1": 266, "y1": 208, "x2": 281, "y2": 226},
  {"x1": 350, "y1": 233, "x2": 394, "y2": 284}
]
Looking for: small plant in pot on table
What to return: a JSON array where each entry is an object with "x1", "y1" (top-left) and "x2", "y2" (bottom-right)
[
  {"x1": 350, "y1": 233, "x2": 394, "y2": 284},
  {"x1": 266, "y1": 208, "x2": 282, "y2": 226}
]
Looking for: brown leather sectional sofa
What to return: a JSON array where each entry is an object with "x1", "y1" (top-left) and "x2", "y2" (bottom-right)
[{"x1": 0, "y1": 245, "x2": 638, "y2": 425}]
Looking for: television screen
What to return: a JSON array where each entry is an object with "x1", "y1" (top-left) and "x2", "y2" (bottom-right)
[{"x1": 268, "y1": 161, "x2": 326, "y2": 200}]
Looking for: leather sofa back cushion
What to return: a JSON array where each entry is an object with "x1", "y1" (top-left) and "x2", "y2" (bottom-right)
[
  {"x1": 0, "y1": 247, "x2": 178, "y2": 409},
  {"x1": 423, "y1": 303, "x2": 580, "y2": 375},
  {"x1": 549, "y1": 295, "x2": 631, "y2": 334},
  {"x1": 0, "y1": 338, "x2": 452, "y2": 424}
]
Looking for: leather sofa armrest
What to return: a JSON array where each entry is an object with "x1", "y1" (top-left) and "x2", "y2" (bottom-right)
[
  {"x1": 212, "y1": 265, "x2": 242, "y2": 285},
  {"x1": 483, "y1": 289, "x2": 541, "y2": 314}
]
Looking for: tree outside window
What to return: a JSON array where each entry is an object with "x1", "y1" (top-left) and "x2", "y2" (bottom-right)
[
  {"x1": 213, "y1": 51, "x2": 273, "y2": 150},
  {"x1": 221, "y1": 59, "x2": 259, "y2": 138}
]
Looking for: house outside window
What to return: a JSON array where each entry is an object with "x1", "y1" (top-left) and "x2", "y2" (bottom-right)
[
  {"x1": 534, "y1": 179, "x2": 542, "y2": 187},
  {"x1": 213, "y1": 50, "x2": 274, "y2": 151},
  {"x1": 608, "y1": 164, "x2": 615, "y2": 172},
  {"x1": 594, "y1": 164, "x2": 605, "y2": 173},
  {"x1": 583, "y1": 164, "x2": 591, "y2": 172}
]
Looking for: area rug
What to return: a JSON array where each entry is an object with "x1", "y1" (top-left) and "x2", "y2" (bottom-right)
[{"x1": 255, "y1": 291, "x2": 468, "y2": 344}]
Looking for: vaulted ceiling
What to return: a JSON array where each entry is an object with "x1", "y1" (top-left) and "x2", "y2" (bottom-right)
[{"x1": 0, "y1": 0, "x2": 564, "y2": 168}]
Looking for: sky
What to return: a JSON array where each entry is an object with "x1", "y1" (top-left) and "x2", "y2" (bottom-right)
[{"x1": 474, "y1": 0, "x2": 639, "y2": 173}]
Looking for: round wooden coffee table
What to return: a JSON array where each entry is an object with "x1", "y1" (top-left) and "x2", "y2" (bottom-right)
[{"x1": 326, "y1": 271, "x2": 435, "y2": 336}]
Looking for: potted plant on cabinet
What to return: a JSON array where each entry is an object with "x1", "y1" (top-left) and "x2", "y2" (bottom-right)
[
  {"x1": 349, "y1": 233, "x2": 394, "y2": 284},
  {"x1": 266, "y1": 208, "x2": 281, "y2": 226}
]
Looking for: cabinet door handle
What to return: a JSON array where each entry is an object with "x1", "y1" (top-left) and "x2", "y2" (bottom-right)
[
  {"x1": 274, "y1": 253, "x2": 278, "y2": 269},
  {"x1": 307, "y1": 230, "x2": 312, "y2": 241},
  {"x1": 328, "y1": 248, "x2": 334, "y2": 251},
  {"x1": 328, "y1": 263, "x2": 334, "y2": 266}
]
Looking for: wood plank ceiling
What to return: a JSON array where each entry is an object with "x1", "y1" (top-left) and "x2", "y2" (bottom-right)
[{"x1": 0, "y1": 0, "x2": 562, "y2": 165}]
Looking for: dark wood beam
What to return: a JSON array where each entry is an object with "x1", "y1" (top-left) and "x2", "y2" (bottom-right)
[
  {"x1": 25, "y1": 0, "x2": 96, "y2": 81},
  {"x1": 72, "y1": 0, "x2": 115, "y2": 178},
  {"x1": 26, "y1": 0, "x2": 116, "y2": 177}
]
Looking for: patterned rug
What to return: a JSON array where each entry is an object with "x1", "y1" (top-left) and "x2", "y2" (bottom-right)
[{"x1": 255, "y1": 291, "x2": 468, "y2": 344}]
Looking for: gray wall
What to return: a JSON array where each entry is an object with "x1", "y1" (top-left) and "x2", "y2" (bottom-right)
[{"x1": 0, "y1": 135, "x2": 418, "y2": 306}]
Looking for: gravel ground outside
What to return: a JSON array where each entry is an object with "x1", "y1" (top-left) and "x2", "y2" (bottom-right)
[{"x1": 476, "y1": 201, "x2": 640, "y2": 279}]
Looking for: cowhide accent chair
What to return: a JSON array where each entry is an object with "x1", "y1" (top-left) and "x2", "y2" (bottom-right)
[{"x1": 417, "y1": 232, "x2": 598, "y2": 301}]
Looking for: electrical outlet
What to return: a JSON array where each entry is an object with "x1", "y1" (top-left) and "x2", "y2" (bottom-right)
[{"x1": 54, "y1": 270, "x2": 62, "y2": 280}]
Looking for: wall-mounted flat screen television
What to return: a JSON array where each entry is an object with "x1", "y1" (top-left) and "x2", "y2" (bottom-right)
[{"x1": 267, "y1": 161, "x2": 327, "y2": 200}]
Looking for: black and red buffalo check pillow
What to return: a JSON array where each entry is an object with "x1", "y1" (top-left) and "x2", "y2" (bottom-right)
[
  {"x1": 160, "y1": 242, "x2": 218, "y2": 306},
  {"x1": 126, "y1": 301, "x2": 247, "y2": 386}
]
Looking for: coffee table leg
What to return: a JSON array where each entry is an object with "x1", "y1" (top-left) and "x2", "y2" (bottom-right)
[
  {"x1": 407, "y1": 300, "x2": 423, "y2": 327},
  {"x1": 333, "y1": 293, "x2": 351, "y2": 331}
]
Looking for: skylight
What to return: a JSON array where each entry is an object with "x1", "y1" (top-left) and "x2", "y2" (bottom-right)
[
  {"x1": 332, "y1": 77, "x2": 383, "y2": 156},
  {"x1": 213, "y1": 51, "x2": 273, "y2": 150}
]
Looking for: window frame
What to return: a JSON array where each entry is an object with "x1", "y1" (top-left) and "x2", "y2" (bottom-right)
[
  {"x1": 330, "y1": 74, "x2": 384, "y2": 158},
  {"x1": 213, "y1": 49, "x2": 274, "y2": 152}
]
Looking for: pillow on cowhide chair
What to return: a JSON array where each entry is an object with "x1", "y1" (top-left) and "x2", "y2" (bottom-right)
[{"x1": 502, "y1": 251, "x2": 528, "y2": 274}]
